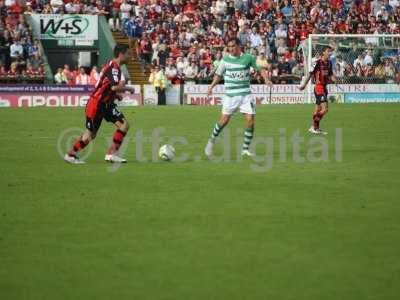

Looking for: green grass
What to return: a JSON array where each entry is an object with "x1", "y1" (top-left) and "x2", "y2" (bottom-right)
[{"x1": 1, "y1": 104, "x2": 400, "y2": 300}]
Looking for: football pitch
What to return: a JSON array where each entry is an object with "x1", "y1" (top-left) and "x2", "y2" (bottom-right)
[{"x1": 1, "y1": 104, "x2": 400, "y2": 299}]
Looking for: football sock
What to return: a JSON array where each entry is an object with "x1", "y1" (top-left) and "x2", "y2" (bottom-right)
[
  {"x1": 210, "y1": 122, "x2": 225, "y2": 142},
  {"x1": 107, "y1": 129, "x2": 126, "y2": 154},
  {"x1": 242, "y1": 126, "x2": 254, "y2": 150},
  {"x1": 313, "y1": 111, "x2": 326, "y2": 129},
  {"x1": 68, "y1": 138, "x2": 88, "y2": 157}
]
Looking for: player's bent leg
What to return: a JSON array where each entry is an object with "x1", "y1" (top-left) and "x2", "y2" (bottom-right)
[
  {"x1": 205, "y1": 114, "x2": 231, "y2": 157},
  {"x1": 116, "y1": 118, "x2": 130, "y2": 133},
  {"x1": 241, "y1": 114, "x2": 255, "y2": 157},
  {"x1": 82, "y1": 129, "x2": 97, "y2": 142},
  {"x1": 105, "y1": 118, "x2": 129, "y2": 163},
  {"x1": 320, "y1": 102, "x2": 329, "y2": 115}
]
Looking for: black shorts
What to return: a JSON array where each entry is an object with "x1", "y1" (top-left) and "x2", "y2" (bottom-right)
[
  {"x1": 86, "y1": 102, "x2": 125, "y2": 132},
  {"x1": 314, "y1": 86, "x2": 328, "y2": 105}
]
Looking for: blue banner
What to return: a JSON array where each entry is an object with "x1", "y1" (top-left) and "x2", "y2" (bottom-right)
[{"x1": 345, "y1": 93, "x2": 400, "y2": 103}]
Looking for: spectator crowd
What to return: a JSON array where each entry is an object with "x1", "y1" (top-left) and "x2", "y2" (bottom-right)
[
  {"x1": 0, "y1": 0, "x2": 46, "y2": 83},
  {"x1": 0, "y1": 0, "x2": 400, "y2": 84},
  {"x1": 120, "y1": 0, "x2": 400, "y2": 84},
  {"x1": 53, "y1": 64, "x2": 100, "y2": 85}
]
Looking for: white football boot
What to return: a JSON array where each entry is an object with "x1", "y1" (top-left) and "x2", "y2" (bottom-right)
[
  {"x1": 308, "y1": 126, "x2": 320, "y2": 134},
  {"x1": 204, "y1": 139, "x2": 215, "y2": 157},
  {"x1": 105, "y1": 154, "x2": 127, "y2": 163},
  {"x1": 64, "y1": 154, "x2": 85, "y2": 164},
  {"x1": 241, "y1": 149, "x2": 255, "y2": 157},
  {"x1": 316, "y1": 128, "x2": 328, "y2": 135}
]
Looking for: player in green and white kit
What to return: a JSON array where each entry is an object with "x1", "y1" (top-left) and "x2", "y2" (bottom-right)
[{"x1": 205, "y1": 38, "x2": 271, "y2": 157}]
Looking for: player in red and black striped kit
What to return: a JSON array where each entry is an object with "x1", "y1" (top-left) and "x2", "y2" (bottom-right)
[
  {"x1": 64, "y1": 44, "x2": 135, "y2": 164},
  {"x1": 300, "y1": 46, "x2": 336, "y2": 135}
]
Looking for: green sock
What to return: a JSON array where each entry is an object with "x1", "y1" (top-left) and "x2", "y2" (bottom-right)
[
  {"x1": 210, "y1": 123, "x2": 225, "y2": 141},
  {"x1": 242, "y1": 127, "x2": 254, "y2": 150}
]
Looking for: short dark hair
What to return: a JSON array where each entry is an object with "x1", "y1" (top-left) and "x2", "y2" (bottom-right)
[
  {"x1": 114, "y1": 44, "x2": 129, "y2": 58},
  {"x1": 322, "y1": 46, "x2": 332, "y2": 52},
  {"x1": 228, "y1": 37, "x2": 241, "y2": 46}
]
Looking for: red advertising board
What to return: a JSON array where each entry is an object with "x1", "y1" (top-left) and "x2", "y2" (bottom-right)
[{"x1": 0, "y1": 85, "x2": 142, "y2": 107}]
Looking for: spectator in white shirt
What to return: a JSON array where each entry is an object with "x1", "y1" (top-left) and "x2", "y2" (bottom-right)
[
  {"x1": 376, "y1": 5, "x2": 390, "y2": 21},
  {"x1": 76, "y1": 67, "x2": 89, "y2": 85},
  {"x1": 65, "y1": 1, "x2": 79, "y2": 14},
  {"x1": 176, "y1": 56, "x2": 188, "y2": 73},
  {"x1": 120, "y1": 0, "x2": 132, "y2": 29},
  {"x1": 54, "y1": 68, "x2": 67, "y2": 84},
  {"x1": 215, "y1": 0, "x2": 227, "y2": 15},
  {"x1": 174, "y1": 12, "x2": 189, "y2": 23},
  {"x1": 389, "y1": 0, "x2": 399, "y2": 8},
  {"x1": 250, "y1": 27, "x2": 262, "y2": 48},
  {"x1": 310, "y1": 2, "x2": 321, "y2": 19},
  {"x1": 353, "y1": 54, "x2": 365, "y2": 75},
  {"x1": 5, "y1": 0, "x2": 16, "y2": 6},
  {"x1": 210, "y1": 1, "x2": 218, "y2": 15},
  {"x1": 371, "y1": 0, "x2": 384, "y2": 16},
  {"x1": 165, "y1": 61, "x2": 177, "y2": 81},
  {"x1": 10, "y1": 40, "x2": 24, "y2": 59},
  {"x1": 210, "y1": 22, "x2": 222, "y2": 36},
  {"x1": 184, "y1": 62, "x2": 198, "y2": 82},
  {"x1": 335, "y1": 57, "x2": 346, "y2": 77},
  {"x1": 50, "y1": 0, "x2": 63, "y2": 11},
  {"x1": 275, "y1": 24, "x2": 287, "y2": 39},
  {"x1": 84, "y1": 3, "x2": 98, "y2": 14},
  {"x1": 364, "y1": 50, "x2": 374, "y2": 66}
]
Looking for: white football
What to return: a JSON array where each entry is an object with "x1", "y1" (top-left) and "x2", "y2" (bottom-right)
[{"x1": 158, "y1": 144, "x2": 176, "y2": 161}]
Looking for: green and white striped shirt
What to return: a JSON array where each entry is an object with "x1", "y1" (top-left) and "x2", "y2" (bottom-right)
[{"x1": 215, "y1": 53, "x2": 260, "y2": 97}]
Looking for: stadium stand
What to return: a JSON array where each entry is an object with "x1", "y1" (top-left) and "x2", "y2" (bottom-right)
[
  {"x1": 0, "y1": 0, "x2": 399, "y2": 84},
  {"x1": 0, "y1": 0, "x2": 46, "y2": 83}
]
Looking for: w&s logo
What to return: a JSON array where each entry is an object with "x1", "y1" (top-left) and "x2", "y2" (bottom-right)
[{"x1": 40, "y1": 16, "x2": 90, "y2": 38}]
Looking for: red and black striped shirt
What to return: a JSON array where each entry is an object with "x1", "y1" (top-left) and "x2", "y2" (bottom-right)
[
  {"x1": 310, "y1": 58, "x2": 333, "y2": 87},
  {"x1": 86, "y1": 60, "x2": 125, "y2": 118},
  {"x1": 91, "y1": 60, "x2": 125, "y2": 103}
]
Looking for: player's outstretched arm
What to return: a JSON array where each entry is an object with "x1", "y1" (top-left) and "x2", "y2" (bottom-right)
[
  {"x1": 111, "y1": 82, "x2": 135, "y2": 93},
  {"x1": 207, "y1": 75, "x2": 222, "y2": 96},
  {"x1": 299, "y1": 73, "x2": 312, "y2": 91}
]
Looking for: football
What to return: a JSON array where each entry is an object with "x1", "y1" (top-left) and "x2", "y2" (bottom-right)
[{"x1": 158, "y1": 144, "x2": 176, "y2": 161}]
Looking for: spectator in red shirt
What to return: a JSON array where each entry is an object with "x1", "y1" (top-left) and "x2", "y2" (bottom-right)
[
  {"x1": 183, "y1": 0, "x2": 197, "y2": 16},
  {"x1": 287, "y1": 24, "x2": 298, "y2": 48},
  {"x1": 299, "y1": 24, "x2": 309, "y2": 42},
  {"x1": 89, "y1": 66, "x2": 99, "y2": 85},
  {"x1": 7, "y1": 63, "x2": 19, "y2": 79},
  {"x1": 201, "y1": 47, "x2": 212, "y2": 68},
  {"x1": 25, "y1": 63, "x2": 36, "y2": 76},
  {"x1": 330, "y1": 0, "x2": 343, "y2": 12},
  {"x1": 9, "y1": 0, "x2": 23, "y2": 14},
  {"x1": 169, "y1": 41, "x2": 182, "y2": 59},
  {"x1": 139, "y1": 34, "x2": 152, "y2": 65},
  {"x1": 63, "y1": 64, "x2": 75, "y2": 86}
]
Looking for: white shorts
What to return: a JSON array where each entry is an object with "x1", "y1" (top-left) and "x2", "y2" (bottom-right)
[{"x1": 222, "y1": 94, "x2": 256, "y2": 115}]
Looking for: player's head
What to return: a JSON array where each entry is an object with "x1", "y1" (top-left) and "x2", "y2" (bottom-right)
[
  {"x1": 227, "y1": 38, "x2": 242, "y2": 57},
  {"x1": 114, "y1": 44, "x2": 131, "y2": 64},
  {"x1": 321, "y1": 46, "x2": 332, "y2": 61}
]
